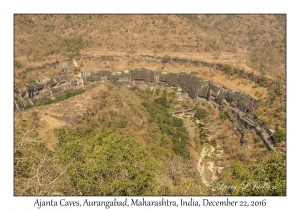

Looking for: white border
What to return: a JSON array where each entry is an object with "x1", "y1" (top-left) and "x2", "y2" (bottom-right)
[{"x1": 2, "y1": 1, "x2": 297, "y2": 209}]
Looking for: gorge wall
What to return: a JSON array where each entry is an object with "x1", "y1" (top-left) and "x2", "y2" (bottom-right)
[
  {"x1": 15, "y1": 68, "x2": 262, "y2": 131},
  {"x1": 20, "y1": 54, "x2": 280, "y2": 88}
]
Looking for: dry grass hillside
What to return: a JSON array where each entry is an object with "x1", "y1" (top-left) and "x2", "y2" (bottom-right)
[
  {"x1": 14, "y1": 14, "x2": 286, "y2": 144},
  {"x1": 14, "y1": 14, "x2": 286, "y2": 79}
]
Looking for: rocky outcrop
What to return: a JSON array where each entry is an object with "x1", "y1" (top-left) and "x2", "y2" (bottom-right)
[
  {"x1": 15, "y1": 68, "x2": 260, "y2": 130},
  {"x1": 81, "y1": 54, "x2": 278, "y2": 88}
]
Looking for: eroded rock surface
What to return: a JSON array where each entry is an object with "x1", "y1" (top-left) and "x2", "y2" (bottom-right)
[{"x1": 15, "y1": 68, "x2": 261, "y2": 130}]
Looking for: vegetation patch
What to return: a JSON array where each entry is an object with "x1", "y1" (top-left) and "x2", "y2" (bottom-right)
[
  {"x1": 54, "y1": 129, "x2": 160, "y2": 195},
  {"x1": 194, "y1": 107, "x2": 209, "y2": 120},
  {"x1": 213, "y1": 152, "x2": 286, "y2": 195},
  {"x1": 142, "y1": 98, "x2": 190, "y2": 159},
  {"x1": 35, "y1": 88, "x2": 85, "y2": 107},
  {"x1": 273, "y1": 129, "x2": 286, "y2": 143},
  {"x1": 219, "y1": 111, "x2": 229, "y2": 121}
]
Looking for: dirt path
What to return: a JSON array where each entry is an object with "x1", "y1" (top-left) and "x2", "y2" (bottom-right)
[
  {"x1": 37, "y1": 114, "x2": 66, "y2": 137},
  {"x1": 25, "y1": 83, "x2": 109, "y2": 150},
  {"x1": 183, "y1": 118, "x2": 196, "y2": 140},
  {"x1": 197, "y1": 144, "x2": 216, "y2": 187},
  {"x1": 36, "y1": 114, "x2": 67, "y2": 151}
]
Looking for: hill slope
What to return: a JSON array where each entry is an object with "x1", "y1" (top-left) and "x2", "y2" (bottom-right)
[
  {"x1": 14, "y1": 14, "x2": 286, "y2": 79},
  {"x1": 14, "y1": 14, "x2": 286, "y2": 196}
]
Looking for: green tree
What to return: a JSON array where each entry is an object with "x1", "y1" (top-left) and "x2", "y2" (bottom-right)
[
  {"x1": 172, "y1": 117, "x2": 183, "y2": 127},
  {"x1": 154, "y1": 96, "x2": 168, "y2": 108},
  {"x1": 273, "y1": 129, "x2": 286, "y2": 143},
  {"x1": 214, "y1": 152, "x2": 286, "y2": 196},
  {"x1": 54, "y1": 129, "x2": 161, "y2": 195},
  {"x1": 252, "y1": 152, "x2": 286, "y2": 196},
  {"x1": 194, "y1": 107, "x2": 209, "y2": 120},
  {"x1": 14, "y1": 113, "x2": 66, "y2": 195}
]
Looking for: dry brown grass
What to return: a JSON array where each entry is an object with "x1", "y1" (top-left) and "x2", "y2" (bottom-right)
[
  {"x1": 14, "y1": 14, "x2": 286, "y2": 133},
  {"x1": 14, "y1": 14, "x2": 285, "y2": 78}
]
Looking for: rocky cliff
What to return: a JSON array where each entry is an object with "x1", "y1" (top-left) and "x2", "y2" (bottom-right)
[{"x1": 15, "y1": 68, "x2": 261, "y2": 130}]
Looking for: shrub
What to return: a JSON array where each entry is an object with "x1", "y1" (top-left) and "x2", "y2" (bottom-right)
[
  {"x1": 219, "y1": 111, "x2": 229, "y2": 121},
  {"x1": 172, "y1": 117, "x2": 183, "y2": 127},
  {"x1": 35, "y1": 88, "x2": 85, "y2": 106},
  {"x1": 154, "y1": 96, "x2": 168, "y2": 108},
  {"x1": 194, "y1": 107, "x2": 209, "y2": 120},
  {"x1": 273, "y1": 129, "x2": 286, "y2": 143},
  {"x1": 31, "y1": 111, "x2": 38, "y2": 120},
  {"x1": 172, "y1": 138, "x2": 190, "y2": 159},
  {"x1": 142, "y1": 98, "x2": 190, "y2": 159},
  {"x1": 14, "y1": 60, "x2": 22, "y2": 68},
  {"x1": 54, "y1": 130, "x2": 160, "y2": 195},
  {"x1": 215, "y1": 152, "x2": 286, "y2": 196},
  {"x1": 24, "y1": 104, "x2": 34, "y2": 110},
  {"x1": 224, "y1": 64, "x2": 232, "y2": 75},
  {"x1": 155, "y1": 88, "x2": 160, "y2": 96}
]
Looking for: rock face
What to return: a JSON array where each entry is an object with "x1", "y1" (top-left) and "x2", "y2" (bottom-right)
[
  {"x1": 120, "y1": 69, "x2": 256, "y2": 114},
  {"x1": 81, "y1": 54, "x2": 277, "y2": 88},
  {"x1": 15, "y1": 68, "x2": 259, "y2": 129}
]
